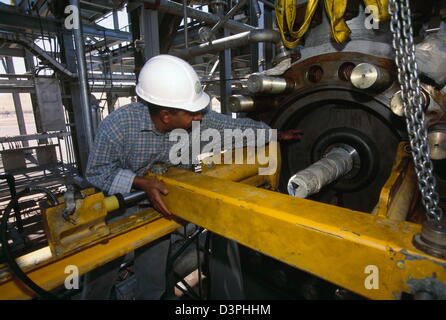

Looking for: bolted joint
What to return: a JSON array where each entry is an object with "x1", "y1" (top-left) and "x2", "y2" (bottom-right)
[{"x1": 413, "y1": 219, "x2": 446, "y2": 259}]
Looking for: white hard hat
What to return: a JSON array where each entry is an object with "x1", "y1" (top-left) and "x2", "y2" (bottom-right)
[{"x1": 135, "y1": 54, "x2": 210, "y2": 112}]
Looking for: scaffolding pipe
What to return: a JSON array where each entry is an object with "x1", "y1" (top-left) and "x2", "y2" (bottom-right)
[
  {"x1": 0, "y1": 32, "x2": 76, "y2": 78},
  {"x1": 172, "y1": 29, "x2": 280, "y2": 59},
  {"x1": 70, "y1": 0, "x2": 94, "y2": 150},
  {"x1": 183, "y1": 0, "x2": 189, "y2": 48},
  {"x1": 207, "y1": 0, "x2": 249, "y2": 40},
  {"x1": 141, "y1": 0, "x2": 255, "y2": 33}
]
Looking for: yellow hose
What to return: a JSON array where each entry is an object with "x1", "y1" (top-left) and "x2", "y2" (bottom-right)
[
  {"x1": 275, "y1": 0, "x2": 390, "y2": 48},
  {"x1": 275, "y1": 0, "x2": 319, "y2": 48}
]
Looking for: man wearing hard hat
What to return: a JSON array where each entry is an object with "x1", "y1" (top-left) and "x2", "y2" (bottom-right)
[{"x1": 84, "y1": 55, "x2": 302, "y2": 300}]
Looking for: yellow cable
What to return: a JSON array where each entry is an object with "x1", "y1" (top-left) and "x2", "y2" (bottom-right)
[
  {"x1": 275, "y1": 0, "x2": 390, "y2": 48},
  {"x1": 275, "y1": 0, "x2": 319, "y2": 49},
  {"x1": 324, "y1": 0, "x2": 350, "y2": 44}
]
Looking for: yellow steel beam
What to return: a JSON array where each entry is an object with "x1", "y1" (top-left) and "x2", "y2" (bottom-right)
[
  {"x1": 373, "y1": 142, "x2": 419, "y2": 221},
  {"x1": 0, "y1": 217, "x2": 180, "y2": 299},
  {"x1": 155, "y1": 167, "x2": 446, "y2": 300}
]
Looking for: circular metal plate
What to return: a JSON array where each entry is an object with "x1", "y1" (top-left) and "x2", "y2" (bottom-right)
[
  {"x1": 350, "y1": 63, "x2": 378, "y2": 89},
  {"x1": 428, "y1": 130, "x2": 446, "y2": 160}
]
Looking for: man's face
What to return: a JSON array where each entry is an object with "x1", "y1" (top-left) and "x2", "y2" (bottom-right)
[{"x1": 168, "y1": 109, "x2": 205, "y2": 131}]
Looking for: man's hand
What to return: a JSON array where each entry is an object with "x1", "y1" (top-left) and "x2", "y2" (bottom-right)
[
  {"x1": 133, "y1": 176, "x2": 172, "y2": 218},
  {"x1": 278, "y1": 129, "x2": 304, "y2": 141}
]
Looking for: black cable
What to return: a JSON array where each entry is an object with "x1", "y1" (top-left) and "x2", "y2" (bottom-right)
[
  {"x1": 166, "y1": 227, "x2": 203, "y2": 272},
  {"x1": 0, "y1": 174, "x2": 23, "y2": 233},
  {"x1": 203, "y1": 231, "x2": 211, "y2": 297},
  {"x1": 195, "y1": 228, "x2": 203, "y2": 298},
  {"x1": 0, "y1": 187, "x2": 58, "y2": 300}
]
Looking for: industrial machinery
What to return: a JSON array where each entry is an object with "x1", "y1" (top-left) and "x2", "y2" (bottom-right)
[{"x1": 1, "y1": 0, "x2": 446, "y2": 300}]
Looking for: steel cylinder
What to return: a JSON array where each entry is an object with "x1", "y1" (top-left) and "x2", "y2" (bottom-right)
[
  {"x1": 350, "y1": 63, "x2": 392, "y2": 91},
  {"x1": 287, "y1": 147, "x2": 355, "y2": 198},
  {"x1": 228, "y1": 95, "x2": 279, "y2": 113},
  {"x1": 247, "y1": 74, "x2": 295, "y2": 94},
  {"x1": 229, "y1": 95, "x2": 255, "y2": 112},
  {"x1": 428, "y1": 127, "x2": 446, "y2": 160}
]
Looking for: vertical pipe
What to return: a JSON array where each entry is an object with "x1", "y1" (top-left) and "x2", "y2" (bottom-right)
[
  {"x1": 113, "y1": 9, "x2": 119, "y2": 30},
  {"x1": 141, "y1": 6, "x2": 160, "y2": 60},
  {"x1": 211, "y1": 1, "x2": 232, "y2": 115},
  {"x1": 263, "y1": 2, "x2": 274, "y2": 69},
  {"x1": 257, "y1": 1, "x2": 265, "y2": 71},
  {"x1": 70, "y1": 0, "x2": 94, "y2": 150},
  {"x1": 23, "y1": 49, "x2": 46, "y2": 144},
  {"x1": 249, "y1": 0, "x2": 259, "y2": 73},
  {"x1": 183, "y1": 0, "x2": 188, "y2": 48},
  {"x1": 5, "y1": 57, "x2": 28, "y2": 147}
]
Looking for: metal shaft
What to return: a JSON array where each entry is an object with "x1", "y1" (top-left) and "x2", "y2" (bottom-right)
[
  {"x1": 247, "y1": 74, "x2": 294, "y2": 94},
  {"x1": 172, "y1": 29, "x2": 280, "y2": 59},
  {"x1": 70, "y1": 0, "x2": 94, "y2": 150},
  {"x1": 122, "y1": 190, "x2": 147, "y2": 205},
  {"x1": 229, "y1": 95, "x2": 255, "y2": 112},
  {"x1": 229, "y1": 94, "x2": 279, "y2": 112},
  {"x1": 287, "y1": 147, "x2": 354, "y2": 198}
]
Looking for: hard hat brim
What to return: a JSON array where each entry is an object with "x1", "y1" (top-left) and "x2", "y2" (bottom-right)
[
  {"x1": 186, "y1": 91, "x2": 211, "y2": 112},
  {"x1": 136, "y1": 85, "x2": 210, "y2": 112}
]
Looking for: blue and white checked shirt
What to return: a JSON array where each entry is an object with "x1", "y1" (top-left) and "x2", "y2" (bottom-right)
[{"x1": 86, "y1": 102, "x2": 272, "y2": 195}]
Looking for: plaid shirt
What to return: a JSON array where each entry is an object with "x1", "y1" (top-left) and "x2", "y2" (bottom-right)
[{"x1": 86, "y1": 102, "x2": 272, "y2": 195}]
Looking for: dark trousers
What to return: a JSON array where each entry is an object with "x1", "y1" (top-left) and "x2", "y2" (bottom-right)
[
  {"x1": 80, "y1": 235, "x2": 171, "y2": 300},
  {"x1": 208, "y1": 233, "x2": 246, "y2": 299}
]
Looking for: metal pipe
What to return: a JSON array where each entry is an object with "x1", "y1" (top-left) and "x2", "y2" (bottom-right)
[
  {"x1": 140, "y1": 0, "x2": 255, "y2": 34},
  {"x1": 70, "y1": 0, "x2": 94, "y2": 150},
  {"x1": 87, "y1": 74, "x2": 136, "y2": 81},
  {"x1": 5, "y1": 57, "x2": 28, "y2": 146},
  {"x1": 0, "y1": 32, "x2": 76, "y2": 78},
  {"x1": 258, "y1": 0, "x2": 274, "y2": 9},
  {"x1": 172, "y1": 29, "x2": 280, "y2": 59},
  {"x1": 183, "y1": 0, "x2": 189, "y2": 48},
  {"x1": 252, "y1": 0, "x2": 261, "y2": 18},
  {"x1": 122, "y1": 190, "x2": 147, "y2": 204},
  {"x1": 206, "y1": 0, "x2": 249, "y2": 41},
  {"x1": 287, "y1": 147, "x2": 356, "y2": 198}
]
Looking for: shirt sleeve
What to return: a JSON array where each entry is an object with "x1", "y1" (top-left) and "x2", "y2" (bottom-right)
[
  {"x1": 85, "y1": 116, "x2": 136, "y2": 195},
  {"x1": 200, "y1": 109, "x2": 274, "y2": 149}
]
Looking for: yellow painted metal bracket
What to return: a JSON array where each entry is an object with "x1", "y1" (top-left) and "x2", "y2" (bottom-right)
[
  {"x1": 0, "y1": 216, "x2": 180, "y2": 300},
  {"x1": 156, "y1": 167, "x2": 446, "y2": 300},
  {"x1": 373, "y1": 142, "x2": 419, "y2": 221}
]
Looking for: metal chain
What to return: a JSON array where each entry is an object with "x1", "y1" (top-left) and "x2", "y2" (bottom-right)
[{"x1": 388, "y1": 0, "x2": 443, "y2": 222}]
